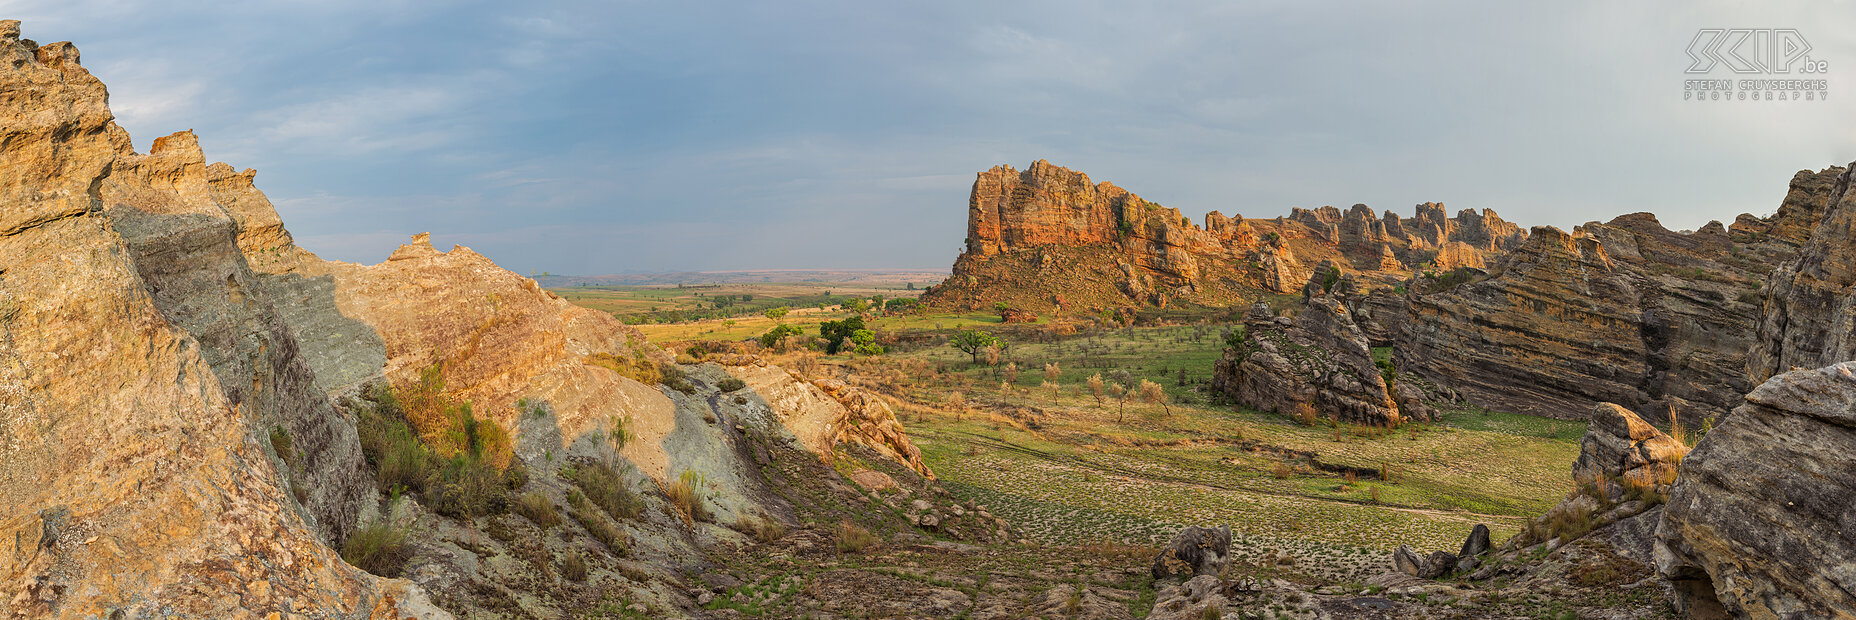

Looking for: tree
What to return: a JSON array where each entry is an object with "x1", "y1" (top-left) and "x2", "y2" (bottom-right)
[
  {"x1": 947, "y1": 392, "x2": 965, "y2": 422},
  {"x1": 850, "y1": 329, "x2": 883, "y2": 356},
  {"x1": 1004, "y1": 362, "x2": 1019, "y2": 384},
  {"x1": 1087, "y1": 373, "x2": 1105, "y2": 405},
  {"x1": 949, "y1": 330, "x2": 1002, "y2": 364},
  {"x1": 759, "y1": 324, "x2": 804, "y2": 349},
  {"x1": 1139, "y1": 380, "x2": 1170, "y2": 418},
  {"x1": 818, "y1": 316, "x2": 867, "y2": 354},
  {"x1": 763, "y1": 306, "x2": 790, "y2": 320}
]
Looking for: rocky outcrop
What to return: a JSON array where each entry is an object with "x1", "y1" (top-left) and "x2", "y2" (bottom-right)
[
  {"x1": 1572, "y1": 403, "x2": 1685, "y2": 498},
  {"x1": 1151, "y1": 525, "x2": 1231, "y2": 580},
  {"x1": 1397, "y1": 166, "x2": 1840, "y2": 425},
  {"x1": 1211, "y1": 269, "x2": 1406, "y2": 425},
  {"x1": 0, "y1": 21, "x2": 435, "y2": 617},
  {"x1": 1656, "y1": 362, "x2": 1856, "y2": 619},
  {"x1": 925, "y1": 160, "x2": 1527, "y2": 313},
  {"x1": 1747, "y1": 162, "x2": 1856, "y2": 383}
]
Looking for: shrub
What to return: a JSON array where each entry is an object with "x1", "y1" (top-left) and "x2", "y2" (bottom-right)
[
  {"x1": 758, "y1": 323, "x2": 805, "y2": 349},
  {"x1": 515, "y1": 491, "x2": 560, "y2": 529},
  {"x1": 562, "y1": 550, "x2": 588, "y2": 582},
  {"x1": 818, "y1": 316, "x2": 867, "y2": 354},
  {"x1": 716, "y1": 377, "x2": 747, "y2": 392},
  {"x1": 660, "y1": 363, "x2": 697, "y2": 394},
  {"x1": 566, "y1": 461, "x2": 643, "y2": 521},
  {"x1": 269, "y1": 426, "x2": 294, "y2": 463},
  {"x1": 1272, "y1": 463, "x2": 1293, "y2": 479},
  {"x1": 834, "y1": 520, "x2": 878, "y2": 553},
  {"x1": 342, "y1": 517, "x2": 411, "y2": 577},
  {"x1": 667, "y1": 470, "x2": 711, "y2": 524},
  {"x1": 424, "y1": 455, "x2": 512, "y2": 518}
]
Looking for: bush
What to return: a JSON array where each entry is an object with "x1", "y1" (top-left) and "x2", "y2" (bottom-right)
[
  {"x1": 818, "y1": 316, "x2": 867, "y2": 354},
  {"x1": 269, "y1": 426, "x2": 294, "y2": 463},
  {"x1": 515, "y1": 491, "x2": 560, "y2": 529},
  {"x1": 949, "y1": 330, "x2": 1002, "y2": 364},
  {"x1": 659, "y1": 363, "x2": 697, "y2": 394},
  {"x1": 565, "y1": 461, "x2": 643, "y2": 521},
  {"x1": 667, "y1": 470, "x2": 711, "y2": 525},
  {"x1": 342, "y1": 518, "x2": 411, "y2": 577},
  {"x1": 716, "y1": 377, "x2": 747, "y2": 392},
  {"x1": 834, "y1": 520, "x2": 878, "y2": 553},
  {"x1": 759, "y1": 323, "x2": 805, "y2": 349}
]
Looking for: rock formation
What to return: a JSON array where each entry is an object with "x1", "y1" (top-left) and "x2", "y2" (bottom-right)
[
  {"x1": 1396, "y1": 166, "x2": 1840, "y2": 425},
  {"x1": 1656, "y1": 362, "x2": 1856, "y2": 619},
  {"x1": 1747, "y1": 162, "x2": 1856, "y2": 383},
  {"x1": 1210, "y1": 268, "x2": 1408, "y2": 425},
  {"x1": 0, "y1": 20, "x2": 943, "y2": 618},
  {"x1": 923, "y1": 160, "x2": 1527, "y2": 313},
  {"x1": 1572, "y1": 403, "x2": 1685, "y2": 498},
  {"x1": 0, "y1": 21, "x2": 437, "y2": 617},
  {"x1": 1150, "y1": 525, "x2": 1232, "y2": 580}
]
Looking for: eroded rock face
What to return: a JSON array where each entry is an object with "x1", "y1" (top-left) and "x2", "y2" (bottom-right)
[
  {"x1": 924, "y1": 160, "x2": 1526, "y2": 313},
  {"x1": 1656, "y1": 363, "x2": 1856, "y2": 619},
  {"x1": 1397, "y1": 167, "x2": 1837, "y2": 425},
  {"x1": 1212, "y1": 273, "x2": 1404, "y2": 425},
  {"x1": 0, "y1": 21, "x2": 434, "y2": 617},
  {"x1": 1151, "y1": 525, "x2": 1231, "y2": 580},
  {"x1": 1748, "y1": 162, "x2": 1856, "y2": 383}
]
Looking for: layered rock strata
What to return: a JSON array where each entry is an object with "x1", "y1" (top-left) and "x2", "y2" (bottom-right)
[
  {"x1": 0, "y1": 21, "x2": 434, "y2": 617},
  {"x1": 1211, "y1": 269, "x2": 1405, "y2": 425},
  {"x1": 1747, "y1": 162, "x2": 1856, "y2": 383},
  {"x1": 1396, "y1": 167, "x2": 1839, "y2": 424},
  {"x1": 924, "y1": 160, "x2": 1527, "y2": 312}
]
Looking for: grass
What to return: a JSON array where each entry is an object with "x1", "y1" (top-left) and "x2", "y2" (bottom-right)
[
  {"x1": 515, "y1": 491, "x2": 560, "y2": 529},
  {"x1": 568, "y1": 489, "x2": 629, "y2": 554},
  {"x1": 356, "y1": 379, "x2": 518, "y2": 519},
  {"x1": 565, "y1": 461, "x2": 643, "y2": 521},
  {"x1": 835, "y1": 520, "x2": 879, "y2": 553},
  {"x1": 667, "y1": 470, "x2": 712, "y2": 524},
  {"x1": 341, "y1": 516, "x2": 411, "y2": 577}
]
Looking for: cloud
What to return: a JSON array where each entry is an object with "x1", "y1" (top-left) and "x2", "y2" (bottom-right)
[{"x1": 7, "y1": 0, "x2": 1853, "y2": 275}]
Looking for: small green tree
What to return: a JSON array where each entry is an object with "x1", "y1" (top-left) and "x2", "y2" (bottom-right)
[
  {"x1": 819, "y1": 316, "x2": 867, "y2": 354},
  {"x1": 763, "y1": 306, "x2": 790, "y2": 320},
  {"x1": 759, "y1": 324, "x2": 804, "y2": 349},
  {"x1": 949, "y1": 330, "x2": 1002, "y2": 364}
]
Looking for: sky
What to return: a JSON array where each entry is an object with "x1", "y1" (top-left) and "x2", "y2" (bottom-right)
[{"x1": 6, "y1": 1, "x2": 1854, "y2": 275}]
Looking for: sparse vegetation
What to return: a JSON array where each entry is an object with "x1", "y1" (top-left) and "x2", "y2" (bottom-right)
[
  {"x1": 341, "y1": 513, "x2": 411, "y2": 577},
  {"x1": 834, "y1": 520, "x2": 878, "y2": 553},
  {"x1": 565, "y1": 460, "x2": 644, "y2": 521},
  {"x1": 667, "y1": 470, "x2": 712, "y2": 524},
  {"x1": 515, "y1": 491, "x2": 560, "y2": 529}
]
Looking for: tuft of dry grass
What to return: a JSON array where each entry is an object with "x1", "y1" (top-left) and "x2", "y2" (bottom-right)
[
  {"x1": 515, "y1": 491, "x2": 560, "y2": 529},
  {"x1": 562, "y1": 550, "x2": 588, "y2": 582},
  {"x1": 834, "y1": 520, "x2": 878, "y2": 553},
  {"x1": 666, "y1": 470, "x2": 712, "y2": 525},
  {"x1": 735, "y1": 514, "x2": 788, "y2": 544}
]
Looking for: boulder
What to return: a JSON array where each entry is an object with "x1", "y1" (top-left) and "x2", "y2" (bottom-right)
[
  {"x1": 1656, "y1": 362, "x2": 1856, "y2": 619},
  {"x1": 1151, "y1": 525, "x2": 1232, "y2": 580},
  {"x1": 1146, "y1": 575, "x2": 1227, "y2": 620},
  {"x1": 1458, "y1": 524, "x2": 1491, "y2": 560},
  {"x1": 1573, "y1": 403, "x2": 1686, "y2": 498},
  {"x1": 1392, "y1": 546, "x2": 1425, "y2": 577}
]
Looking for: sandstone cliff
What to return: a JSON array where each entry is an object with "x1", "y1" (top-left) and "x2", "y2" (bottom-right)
[
  {"x1": 1395, "y1": 167, "x2": 1839, "y2": 425},
  {"x1": 923, "y1": 160, "x2": 1526, "y2": 313},
  {"x1": 0, "y1": 19, "x2": 943, "y2": 618},
  {"x1": 0, "y1": 21, "x2": 436, "y2": 617},
  {"x1": 1747, "y1": 162, "x2": 1856, "y2": 383}
]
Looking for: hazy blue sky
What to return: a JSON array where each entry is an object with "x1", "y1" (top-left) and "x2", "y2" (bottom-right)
[{"x1": 7, "y1": 1, "x2": 1853, "y2": 274}]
